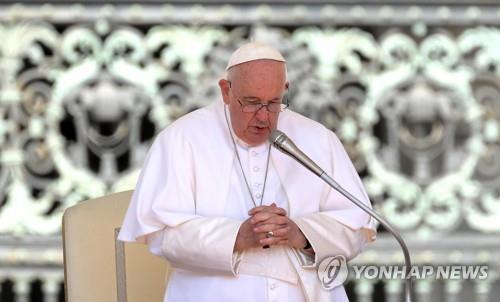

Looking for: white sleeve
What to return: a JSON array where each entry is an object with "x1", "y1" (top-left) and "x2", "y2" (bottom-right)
[
  {"x1": 147, "y1": 218, "x2": 243, "y2": 275},
  {"x1": 293, "y1": 214, "x2": 375, "y2": 267},
  {"x1": 293, "y1": 131, "x2": 377, "y2": 267},
  {"x1": 118, "y1": 127, "x2": 243, "y2": 274}
]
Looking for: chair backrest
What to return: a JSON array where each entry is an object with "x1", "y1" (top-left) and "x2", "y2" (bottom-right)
[{"x1": 63, "y1": 190, "x2": 170, "y2": 302}]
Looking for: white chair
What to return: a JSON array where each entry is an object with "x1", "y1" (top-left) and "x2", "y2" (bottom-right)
[{"x1": 63, "y1": 190, "x2": 170, "y2": 302}]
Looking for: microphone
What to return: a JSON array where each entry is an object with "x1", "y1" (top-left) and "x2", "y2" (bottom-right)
[
  {"x1": 269, "y1": 130, "x2": 413, "y2": 302},
  {"x1": 269, "y1": 130, "x2": 325, "y2": 177}
]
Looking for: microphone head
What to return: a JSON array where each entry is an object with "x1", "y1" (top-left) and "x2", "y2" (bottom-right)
[
  {"x1": 269, "y1": 129, "x2": 286, "y2": 147},
  {"x1": 268, "y1": 129, "x2": 325, "y2": 177}
]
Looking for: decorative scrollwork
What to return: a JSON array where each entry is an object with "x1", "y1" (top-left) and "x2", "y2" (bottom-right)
[{"x1": 0, "y1": 19, "x2": 498, "y2": 236}]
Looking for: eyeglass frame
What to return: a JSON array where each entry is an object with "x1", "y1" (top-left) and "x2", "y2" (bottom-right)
[{"x1": 227, "y1": 81, "x2": 290, "y2": 113}]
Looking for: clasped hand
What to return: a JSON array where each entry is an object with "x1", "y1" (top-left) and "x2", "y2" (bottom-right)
[{"x1": 234, "y1": 203, "x2": 308, "y2": 252}]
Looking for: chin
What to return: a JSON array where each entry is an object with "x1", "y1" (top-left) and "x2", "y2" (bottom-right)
[
  {"x1": 244, "y1": 129, "x2": 271, "y2": 146},
  {"x1": 253, "y1": 137, "x2": 269, "y2": 146}
]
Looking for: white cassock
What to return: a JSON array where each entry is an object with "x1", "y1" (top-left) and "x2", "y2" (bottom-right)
[{"x1": 118, "y1": 99, "x2": 377, "y2": 302}]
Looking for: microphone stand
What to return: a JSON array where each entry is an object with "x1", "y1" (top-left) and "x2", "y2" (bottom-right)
[
  {"x1": 320, "y1": 173, "x2": 413, "y2": 302},
  {"x1": 270, "y1": 131, "x2": 412, "y2": 302}
]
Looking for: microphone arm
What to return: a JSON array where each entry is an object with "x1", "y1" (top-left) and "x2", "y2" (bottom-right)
[{"x1": 269, "y1": 130, "x2": 413, "y2": 302}]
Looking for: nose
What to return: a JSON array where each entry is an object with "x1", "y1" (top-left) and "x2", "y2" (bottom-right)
[{"x1": 255, "y1": 105, "x2": 269, "y2": 121}]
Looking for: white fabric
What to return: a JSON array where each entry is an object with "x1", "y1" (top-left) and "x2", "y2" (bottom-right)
[
  {"x1": 148, "y1": 136, "x2": 308, "y2": 301},
  {"x1": 225, "y1": 42, "x2": 286, "y2": 70},
  {"x1": 118, "y1": 100, "x2": 377, "y2": 302}
]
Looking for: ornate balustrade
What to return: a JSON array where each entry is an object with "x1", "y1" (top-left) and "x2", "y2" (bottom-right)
[{"x1": 0, "y1": 1, "x2": 499, "y2": 301}]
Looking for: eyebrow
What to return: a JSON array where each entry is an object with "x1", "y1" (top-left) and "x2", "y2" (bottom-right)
[{"x1": 241, "y1": 96, "x2": 281, "y2": 102}]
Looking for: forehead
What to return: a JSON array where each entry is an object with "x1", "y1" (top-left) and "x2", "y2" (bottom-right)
[{"x1": 228, "y1": 60, "x2": 286, "y2": 79}]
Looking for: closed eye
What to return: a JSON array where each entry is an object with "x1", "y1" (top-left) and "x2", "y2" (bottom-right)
[
  {"x1": 242, "y1": 98, "x2": 261, "y2": 104},
  {"x1": 242, "y1": 99, "x2": 281, "y2": 104}
]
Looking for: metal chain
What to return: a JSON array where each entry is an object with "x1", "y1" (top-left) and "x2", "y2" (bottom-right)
[{"x1": 224, "y1": 105, "x2": 271, "y2": 208}]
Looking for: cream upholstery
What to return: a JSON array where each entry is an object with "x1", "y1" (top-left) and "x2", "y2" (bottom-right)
[{"x1": 63, "y1": 190, "x2": 170, "y2": 302}]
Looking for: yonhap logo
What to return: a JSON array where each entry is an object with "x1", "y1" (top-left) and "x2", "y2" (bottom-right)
[
  {"x1": 317, "y1": 255, "x2": 348, "y2": 290},
  {"x1": 316, "y1": 258, "x2": 490, "y2": 290}
]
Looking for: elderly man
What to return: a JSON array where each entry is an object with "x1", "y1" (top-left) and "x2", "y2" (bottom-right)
[{"x1": 119, "y1": 42, "x2": 376, "y2": 302}]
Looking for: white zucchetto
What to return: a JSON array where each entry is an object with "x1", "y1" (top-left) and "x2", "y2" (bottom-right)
[{"x1": 226, "y1": 42, "x2": 286, "y2": 70}]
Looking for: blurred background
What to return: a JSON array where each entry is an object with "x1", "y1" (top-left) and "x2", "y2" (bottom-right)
[{"x1": 0, "y1": 0, "x2": 499, "y2": 301}]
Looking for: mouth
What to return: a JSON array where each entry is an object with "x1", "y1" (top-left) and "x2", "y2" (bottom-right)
[{"x1": 250, "y1": 125, "x2": 269, "y2": 134}]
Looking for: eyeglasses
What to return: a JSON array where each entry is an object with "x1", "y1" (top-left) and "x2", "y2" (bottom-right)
[
  {"x1": 235, "y1": 97, "x2": 289, "y2": 113},
  {"x1": 228, "y1": 82, "x2": 289, "y2": 113}
]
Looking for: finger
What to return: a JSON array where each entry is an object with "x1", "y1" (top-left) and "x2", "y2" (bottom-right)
[
  {"x1": 249, "y1": 206, "x2": 287, "y2": 218},
  {"x1": 253, "y1": 223, "x2": 287, "y2": 234},
  {"x1": 248, "y1": 203, "x2": 286, "y2": 215},
  {"x1": 254, "y1": 225, "x2": 291, "y2": 240},
  {"x1": 252, "y1": 216, "x2": 290, "y2": 233},
  {"x1": 276, "y1": 239, "x2": 289, "y2": 245},
  {"x1": 249, "y1": 205, "x2": 276, "y2": 215},
  {"x1": 268, "y1": 225, "x2": 291, "y2": 237},
  {"x1": 259, "y1": 236, "x2": 289, "y2": 247},
  {"x1": 256, "y1": 233, "x2": 268, "y2": 241},
  {"x1": 259, "y1": 236, "x2": 282, "y2": 246},
  {"x1": 250, "y1": 212, "x2": 274, "y2": 224},
  {"x1": 250, "y1": 212, "x2": 290, "y2": 227},
  {"x1": 254, "y1": 215, "x2": 289, "y2": 228},
  {"x1": 248, "y1": 205, "x2": 270, "y2": 215}
]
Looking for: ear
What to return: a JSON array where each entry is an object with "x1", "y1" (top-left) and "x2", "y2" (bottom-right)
[{"x1": 219, "y1": 79, "x2": 231, "y2": 105}]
